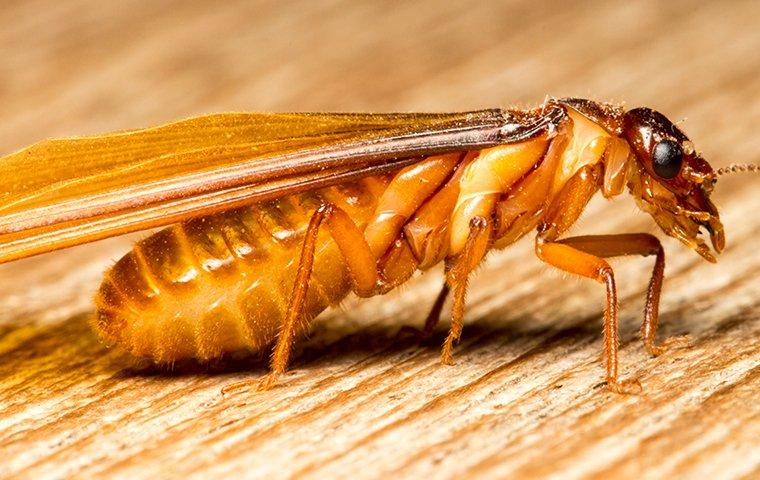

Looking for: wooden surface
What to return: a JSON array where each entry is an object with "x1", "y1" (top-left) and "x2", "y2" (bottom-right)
[{"x1": 1, "y1": 1, "x2": 759, "y2": 479}]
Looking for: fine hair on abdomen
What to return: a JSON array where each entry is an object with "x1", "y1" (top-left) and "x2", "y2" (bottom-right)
[{"x1": 92, "y1": 177, "x2": 388, "y2": 363}]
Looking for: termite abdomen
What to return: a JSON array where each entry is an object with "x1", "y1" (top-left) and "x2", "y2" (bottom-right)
[{"x1": 93, "y1": 178, "x2": 386, "y2": 363}]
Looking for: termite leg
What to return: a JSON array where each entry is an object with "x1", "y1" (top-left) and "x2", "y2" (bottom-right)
[
  {"x1": 557, "y1": 234, "x2": 689, "y2": 356},
  {"x1": 535, "y1": 238, "x2": 641, "y2": 394},
  {"x1": 396, "y1": 283, "x2": 450, "y2": 340},
  {"x1": 636, "y1": 241, "x2": 690, "y2": 357},
  {"x1": 265, "y1": 202, "x2": 383, "y2": 390},
  {"x1": 535, "y1": 164, "x2": 641, "y2": 394},
  {"x1": 441, "y1": 216, "x2": 492, "y2": 365},
  {"x1": 224, "y1": 203, "x2": 381, "y2": 394}
]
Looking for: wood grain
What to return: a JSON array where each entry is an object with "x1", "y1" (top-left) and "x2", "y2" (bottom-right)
[{"x1": 0, "y1": 1, "x2": 758, "y2": 479}]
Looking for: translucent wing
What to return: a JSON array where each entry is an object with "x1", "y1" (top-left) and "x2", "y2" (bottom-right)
[{"x1": 0, "y1": 110, "x2": 518, "y2": 263}]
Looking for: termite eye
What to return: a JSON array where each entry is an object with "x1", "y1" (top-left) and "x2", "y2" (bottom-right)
[{"x1": 652, "y1": 140, "x2": 683, "y2": 179}]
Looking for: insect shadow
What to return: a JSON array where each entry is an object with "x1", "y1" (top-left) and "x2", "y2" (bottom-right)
[
  {"x1": 0, "y1": 293, "x2": 691, "y2": 385},
  {"x1": 111, "y1": 309, "x2": 604, "y2": 382}
]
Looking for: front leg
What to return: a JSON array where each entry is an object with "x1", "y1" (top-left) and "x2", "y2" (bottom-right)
[
  {"x1": 536, "y1": 237, "x2": 641, "y2": 394},
  {"x1": 536, "y1": 164, "x2": 641, "y2": 394},
  {"x1": 556, "y1": 234, "x2": 689, "y2": 357}
]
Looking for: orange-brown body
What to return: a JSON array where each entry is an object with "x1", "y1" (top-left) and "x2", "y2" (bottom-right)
[
  {"x1": 0, "y1": 98, "x2": 741, "y2": 392},
  {"x1": 94, "y1": 177, "x2": 390, "y2": 362},
  {"x1": 81, "y1": 98, "x2": 735, "y2": 394},
  {"x1": 92, "y1": 108, "x2": 617, "y2": 364}
]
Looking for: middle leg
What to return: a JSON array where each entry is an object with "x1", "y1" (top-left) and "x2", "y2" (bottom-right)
[
  {"x1": 441, "y1": 216, "x2": 493, "y2": 365},
  {"x1": 223, "y1": 202, "x2": 381, "y2": 394},
  {"x1": 557, "y1": 234, "x2": 689, "y2": 356},
  {"x1": 535, "y1": 237, "x2": 642, "y2": 394}
]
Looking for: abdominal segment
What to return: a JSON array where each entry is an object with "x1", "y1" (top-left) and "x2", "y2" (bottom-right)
[{"x1": 92, "y1": 178, "x2": 385, "y2": 363}]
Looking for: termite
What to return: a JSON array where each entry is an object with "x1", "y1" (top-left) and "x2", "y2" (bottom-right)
[{"x1": 0, "y1": 98, "x2": 754, "y2": 394}]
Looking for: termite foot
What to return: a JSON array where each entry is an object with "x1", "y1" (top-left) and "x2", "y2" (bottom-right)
[
  {"x1": 257, "y1": 372, "x2": 280, "y2": 391},
  {"x1": 646, "y1": 334, "x2": 691, "y2": 357},
  {"x1": 221, "y1": 372, "x2": 280, "y2": 395},
  {"x1": 606, "y1": 378, "x2": 643, "y2": 395},
  {"x1": 440, "y1": 348, "x2": 456, "y2": 366}
]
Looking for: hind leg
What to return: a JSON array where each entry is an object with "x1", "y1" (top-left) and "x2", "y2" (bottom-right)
[{"x1": 223, "y1": 203, "x2": 381, "y2": 395}]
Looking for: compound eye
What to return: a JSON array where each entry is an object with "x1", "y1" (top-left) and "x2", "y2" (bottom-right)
[{"x1": 652, "y1": 139, "x2": 683, "y2": 179}]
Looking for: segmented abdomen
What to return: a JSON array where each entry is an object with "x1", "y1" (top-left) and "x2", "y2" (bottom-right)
[{"x1": 93, "y1": 177, "x2": 388, "y2": 363}]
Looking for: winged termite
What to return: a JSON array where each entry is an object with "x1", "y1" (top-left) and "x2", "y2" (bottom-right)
[{"x1": 0, "y1": 98, "x2": 750, "y2": 394}]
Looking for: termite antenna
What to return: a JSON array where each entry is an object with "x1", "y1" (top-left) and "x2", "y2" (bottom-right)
[{"x1": 715, "y1": 163, "x2": 760, "y2": 176}]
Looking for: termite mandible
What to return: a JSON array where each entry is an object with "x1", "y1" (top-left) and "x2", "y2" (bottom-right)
[{"x1": 0, "y1": 98, "x2": 754, "y2": 394}]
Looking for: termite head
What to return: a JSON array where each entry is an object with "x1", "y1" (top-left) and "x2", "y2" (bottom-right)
[{"x1": 622, "y1": 107, "x2": 724, "y2": 262}]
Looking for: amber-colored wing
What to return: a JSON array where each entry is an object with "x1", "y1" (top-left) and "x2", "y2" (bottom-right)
[{"x1": 0, "y1": 110, "x2": 526, "y2": 263}]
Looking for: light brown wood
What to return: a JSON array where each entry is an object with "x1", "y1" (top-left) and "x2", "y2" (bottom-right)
[{"x1": 1, "y1": 1, "x2": 758, "y2": 479}]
